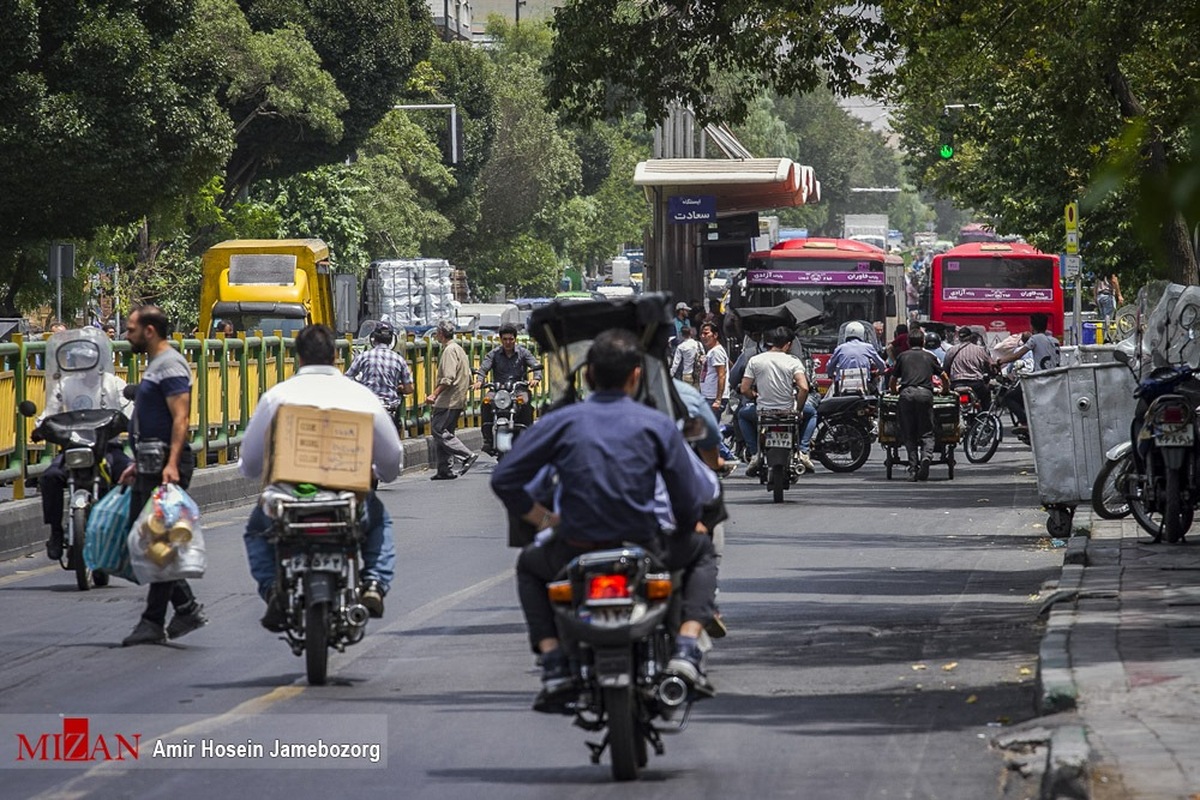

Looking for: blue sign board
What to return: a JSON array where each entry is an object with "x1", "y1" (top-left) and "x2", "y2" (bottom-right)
[{"x1": 668, "y1": 195, "x2": 717, "y2": 224}]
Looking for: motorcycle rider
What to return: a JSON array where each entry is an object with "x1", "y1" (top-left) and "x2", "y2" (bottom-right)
[
  {"x1": 889, "y1": 329, "x2": 949, "y2": 482},
  {"x1": 344, "y1": 322, "x2": 414, "y2": 429},
  {"x1": 738, "y1": 326, "x2": 813, "y2": 476},
  {"x1": 996, "y1": 313, "x2": 1061, "y2": 434},
  {"x1": 239, "y1": 324, "x2": 403, "y2": 624},
  {"x1": 944, "y1": 327, "x2": 994, "y2": 411},
  {"x1": 471, "y1": 324, "x2": 542, "y2": 457},
  {"x1": 825, "y1": 321, "x2": 885, "y2": 394},
  {"x1": 491, "y1": 329, "x2": 718, "y2": 712}
]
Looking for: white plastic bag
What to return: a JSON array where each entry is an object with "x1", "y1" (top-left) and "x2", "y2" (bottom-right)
[{"x1": 127, "y1": 484, "x2": 206, "y2": 583}]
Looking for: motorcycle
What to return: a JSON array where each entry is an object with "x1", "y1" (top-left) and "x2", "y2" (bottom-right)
[
  {"x1": 956, "y1": 384, "x2": 1002, "y2": 464},
  {"x1": 483, "y1": 379, "x2": 530, "y2": 457},
  {"x1": 758, "y1": 409, "x2": 801, "y2": 503},
  {"x1": 547, "y1": 546, "x2": 713, "y2": 781},
  {"x1": 20, "y1": 328, "x2": 127, "y2": 591},
  {"x1": 812, "y1": 367, "x2": 876, "y2": 473},
  {"x1": 261, "y1": 485, "x2": 371, "y2": 684}
]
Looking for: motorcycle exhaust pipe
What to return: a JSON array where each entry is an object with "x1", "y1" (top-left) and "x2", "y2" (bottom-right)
[
  {"x1": 344, "y1": 604, "x2": 370, "y2": 627},
  {"x1": 657, "y1": 675, "x2": 689, "y2": 707}
]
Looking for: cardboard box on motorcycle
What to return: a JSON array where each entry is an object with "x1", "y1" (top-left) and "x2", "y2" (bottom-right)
[{"x1": 265, "y1": 405, "x2": 375, "y2": 493}]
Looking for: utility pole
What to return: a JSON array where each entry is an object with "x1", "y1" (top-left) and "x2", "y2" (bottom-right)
[{"x1": 516, "y1": 0, "x2": 526, "y2": 26}]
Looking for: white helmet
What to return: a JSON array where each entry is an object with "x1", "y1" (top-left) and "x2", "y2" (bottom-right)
[{"x1": 845, "y1": 321, "x2": 867, "y2": 341}]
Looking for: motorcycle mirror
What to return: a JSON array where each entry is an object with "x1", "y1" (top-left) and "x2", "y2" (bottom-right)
[
  {"x1": 17, "y1": 400, "x2": 36, "y2": 417},
  {"x1": 123, "y1": 383, "x2": 139, "y2": 400},
  {"x1": 1113, "y1": 349, "x2": 1131, "y2": 366}
]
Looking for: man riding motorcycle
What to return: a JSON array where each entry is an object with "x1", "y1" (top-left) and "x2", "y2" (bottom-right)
[
  {"x1": 737, "y1": 326, "x2": 813, "y2": 475},
  {"x1": 825, "y1": 321, "x2": 885, "y2": 395},
  {"x1": 344, "y1": 322, "x2": 414, "y2": 429},
  {"x1": 943, "y1": 327, "x2": 994, "y2": 411},
  {"x1": 472, "y1": 323, "x2": 542, "y2": 457},
  {"x1": 490, "y1": 329, "x2": 719, "y2": 713}
]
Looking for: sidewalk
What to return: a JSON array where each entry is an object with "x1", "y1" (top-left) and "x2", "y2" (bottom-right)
[{"x1": 1026, "y1": 513, "x2": 1200, "y2": 799}]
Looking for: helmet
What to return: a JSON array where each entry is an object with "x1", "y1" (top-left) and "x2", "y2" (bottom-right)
[
  {"x1": 371, "y1": 322, "x2": 395, "y2": 345},
  {"x1": 925, "y1": 332, "x2": 942, "y2": 350},
  {"x1": 844, "y1": 321, "x2": 867, "y2": 341}
]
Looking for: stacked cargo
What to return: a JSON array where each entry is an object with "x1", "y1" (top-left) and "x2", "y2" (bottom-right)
[{"x1": 361, "y1": 259, "x2": 459, "y2": 328}]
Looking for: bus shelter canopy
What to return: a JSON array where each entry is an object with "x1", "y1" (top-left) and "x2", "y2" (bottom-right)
[{"x1": 633, "y1": 158, "x2": 820, "y2": 213}]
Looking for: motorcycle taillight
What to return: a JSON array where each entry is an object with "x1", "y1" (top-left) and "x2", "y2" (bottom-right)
[
  {"x1": 958, "y1": 393, "x2": 972, "y2": 406},
  {"x1": 302, "y1": 515, "x2": 336, "y2": 535},
  {"x1": 1161, "y1": 405, "x2": 1188, "y2": 424},
  {"x1": 587, "y1": 574, "x2": 630, "y2": 600}
]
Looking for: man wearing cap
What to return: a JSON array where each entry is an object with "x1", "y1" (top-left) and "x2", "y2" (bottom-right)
[
  {"x1": 943, "y1": 327, "x2": 994, "y2": 410},
  {"x1": 674, "y1": 302, "x2": 691, "y2": 338}
]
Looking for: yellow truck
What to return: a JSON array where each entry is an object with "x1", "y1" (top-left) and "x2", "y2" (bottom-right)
[{"x1": 199, "y1": 239, "x2": 358, "y2": 336}]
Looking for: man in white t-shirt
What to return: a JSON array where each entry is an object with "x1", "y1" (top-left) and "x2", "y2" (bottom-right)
[
  {"x1": 738, "y1": 326, "x2": 811, "y2": 474},
  {"x1": 698, "y1": 321, "x2": 735, "y2": 462}
]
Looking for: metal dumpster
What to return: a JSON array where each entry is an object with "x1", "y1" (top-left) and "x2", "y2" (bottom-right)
[{"x1": 1023, "y1": 360, "x2": 1138, "y2": 537}]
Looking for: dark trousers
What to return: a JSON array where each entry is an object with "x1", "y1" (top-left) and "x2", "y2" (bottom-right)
[
  {"x1": 516, "y1": 532, "x2": 718, "y2": 652},
  {"x1": 481, "y1": 400, "x2": 533, "y2": 450},
  {"x1": 41, "y1": 444, "x2": 132, "y2": 535},
  {"x1": 132, "y1": 448, "x2": 197, "y2": 626},
  {"x1": 898, "y1": 386, "x2": 936, "y2": 466},
  {"x1": 1005, "y1": 386, "x2": 1028, "y2": 426},
  {"x1": 431, "y1": 406, "x2": 473, "y2": 474}
]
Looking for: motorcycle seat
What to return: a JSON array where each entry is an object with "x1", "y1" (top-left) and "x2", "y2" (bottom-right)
[{"x1": 817, "y1": 395, "x2": 867, "y2": 416}]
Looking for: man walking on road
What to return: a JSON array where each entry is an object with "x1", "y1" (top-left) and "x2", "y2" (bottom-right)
[
  {"x1": 239, "y1": 324, "x2": 402, "y2": 623},
  {"x1": 890, "y1": 330, "x2": 949, "y2": 482},
  {"x1": 425, "y1": 320, "x2": 477, "y2": 480},
  {"x1": 118, "y1": 306, "x2": 207, "y2": 646}
]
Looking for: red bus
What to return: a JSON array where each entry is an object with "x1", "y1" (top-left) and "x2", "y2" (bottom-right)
[
  {"x1": 929, "y1": 242, "x2": 1063, "y2": 345},
  {"x1": 732, "y1": 238, "x2": 906, "y2": 389}
]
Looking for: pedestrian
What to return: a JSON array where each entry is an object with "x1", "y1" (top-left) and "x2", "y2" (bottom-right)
[
  {"x1": 673, "y1": 302, "x2": 690, "y2": 338},
  {"x1": 118, "y1": 306, "x2": 207, "y2": 645},
  {"x1": 1094, "y1": 273, "x2": 1123, "y2": 322},
  {"x1": 671, "y1": 326, "x2": 702, "y2": 385},
  {"x1": 424, "y1": 319, "x2": 477, "y2": 480},
  {"x1": 887, "y1": 323, "x2": 910, "y2": 363},
  {"x1": 239, "y1": 324, "x2": 402, "y2": 625},
  {"x1": 698, "y1": 322, "x2": 738, "y2": 467},
  {"x1": 890, "y1": 329, "x2": 949, "y2": 482}
]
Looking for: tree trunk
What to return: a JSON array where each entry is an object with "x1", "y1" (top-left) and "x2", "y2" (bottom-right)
[{"x1": 1105, "y1": 67, "x2": 1200, "y2": 285}]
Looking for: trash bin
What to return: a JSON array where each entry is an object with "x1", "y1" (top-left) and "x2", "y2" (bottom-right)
[
  {"x1": 1081, "y1": 322, "x2": 1102, "y2": 344},
  {"x1": 1022, "y1": 360, "x2": 1138, "y2": 537}
]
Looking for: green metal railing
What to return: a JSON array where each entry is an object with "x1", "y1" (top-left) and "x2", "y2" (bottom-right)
[{"x1": 1, "y1": 333, "x2": 549, "y2": 500}]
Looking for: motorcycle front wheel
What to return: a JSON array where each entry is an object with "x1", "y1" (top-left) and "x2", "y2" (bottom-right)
[
  {"x1": 814, "y1": 422, "x2": 872, "y2": 473},
  {"x1": 1091, "y1": 452, "x2": 1133, "y2": 519},
  {"x1": 604, "y1": 686, "x2": 642, "y2": 781},
  {"x1": 70, "y1": 507, "x2": 91, "y2": 591},
  {"x1": 305, "y1": 600, "x2": 331, "y2": 685},
  {"x1": 964, "y1": 413, "x2": 1002, "y2": 464}
]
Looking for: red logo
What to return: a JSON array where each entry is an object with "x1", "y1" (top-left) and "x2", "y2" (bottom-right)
[{"x1": 15, "y1": 717, "x2": 140, "y2": 762}]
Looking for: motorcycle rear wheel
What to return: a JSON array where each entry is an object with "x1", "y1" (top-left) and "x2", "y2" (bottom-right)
[
  {"x1": 964, "y1": 413, "x2": 1002, "y2": 464},
  {"x1": 71, "y1": 507, "x2": 91, "y2": 591},
  {"x1": 1091, "y1": 453, "x2": 1133, "y2": 519},
  {"x1": 305, "y1": 600, "x2": 330, "y2": 685},
  {"x1": 814, "y1": 422, "x2": 871, "y2": 473},
  {"x1": 1165, "y1": 468, "x2": 1186, "y2": 543},
  {"x1": 604, "y1": 686, "x2": 641, "y2": 781},
  {"x1": 770, "y1": 465, "x2": 785, "y2": 503}
]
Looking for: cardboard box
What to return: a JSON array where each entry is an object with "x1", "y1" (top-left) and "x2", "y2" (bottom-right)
[{"x1": 266, "y1": 405, "x2": 374, "y2": 493}]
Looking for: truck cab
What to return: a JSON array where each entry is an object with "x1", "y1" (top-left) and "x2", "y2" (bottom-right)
[{"x1": 199, "y1": 239, "x2": 346, "y2": 337}]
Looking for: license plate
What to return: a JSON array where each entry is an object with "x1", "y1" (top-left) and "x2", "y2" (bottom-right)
[
  {"x1": 289, "y1": 553, "x2": 344, "y2": 572},
  {"x1": 1156, "y1": 426, "x2": 1194, "y2": 446},
  {"x1": 763, "y1": 430, "x2": 793, "y2": 449}
]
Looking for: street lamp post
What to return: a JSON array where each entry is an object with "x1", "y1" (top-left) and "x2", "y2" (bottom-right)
[{"x1": 516, "y1": 0, "x2": 526, "y2": 26}]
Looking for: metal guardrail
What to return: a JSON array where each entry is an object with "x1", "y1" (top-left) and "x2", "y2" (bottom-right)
[{"x1": 1, "y1": 333, "x2": 550, "y2": 500}]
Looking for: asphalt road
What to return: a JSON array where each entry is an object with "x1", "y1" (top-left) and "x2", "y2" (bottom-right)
[{"x1": 0, "y1": 438, "x2": 1060, "y2": 799}]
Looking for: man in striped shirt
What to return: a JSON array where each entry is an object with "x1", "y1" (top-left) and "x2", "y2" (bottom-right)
[{"x1": 345, "y1": 323, "x2": 414, "y2": 416}]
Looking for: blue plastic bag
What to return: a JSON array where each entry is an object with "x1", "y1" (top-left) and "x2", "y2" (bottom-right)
[{"x1": 83, "y1": 486, "x2": 138, "y2": 584}]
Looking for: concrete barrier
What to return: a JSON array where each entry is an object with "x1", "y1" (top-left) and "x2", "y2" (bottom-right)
[{"x1": 0, "y1": 427, "x2": 483, "y2": 562}]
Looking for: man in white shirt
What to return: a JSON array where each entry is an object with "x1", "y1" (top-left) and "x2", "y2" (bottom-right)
[
  {"x1": 238, "y1": 324, "x2": 403, "y2": 628},
  {"x1": 738, "y1": 326, "x2": 811, "y2": 474}
]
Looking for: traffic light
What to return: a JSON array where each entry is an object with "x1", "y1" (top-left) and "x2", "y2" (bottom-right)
[{"x1": 936, "y1": 111, "x2": 955, "y2": 160}]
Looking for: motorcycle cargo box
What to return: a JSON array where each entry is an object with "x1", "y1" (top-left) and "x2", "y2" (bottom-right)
[
  {"x1": 265, "y1": 405, "x2": 375, "y2": 493},
  {"x1": 878, "y1": 394, "x2": 960, "y2": 444}
]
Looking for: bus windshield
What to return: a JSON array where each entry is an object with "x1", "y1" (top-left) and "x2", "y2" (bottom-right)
[
  {"x1": 940, "y1": 257, "x2": 1056, "y2": 300},
  {"x1": 742, "y1": 285, "x2": 882, "y2": 339}
]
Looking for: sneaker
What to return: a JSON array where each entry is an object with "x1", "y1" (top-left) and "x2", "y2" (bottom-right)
[
  {"x1": 360, "y1": 580, "x2": 385, "y2": 618},
  {"x1": 705, "y1": 612, "x2": 728, "y2": 639},
  {"x1": 917, "y1": 457, "x2": 931, "y2": 482},
  {"x1": 718, "y1": 462, "x2": 738, "y2": 479},
  {"x1": 122, "y1": 618, "x2": 167, "y2": 647},
  {"x1": 532, "y1": 649, "x2": 574, "y2": 714},
  {"x1": 746, "y1": 460, "x2": 762, "y2": 478},
  {"x1": 45, "y1": 531, "x2": 64, "y2": 561},
  {"x1": 166, "y1": 604, "x2": 208, "y2": 640},
  {"x1": 430, "y1": 472, "x2": 457, "y2": 481},
  {"x1": 667, "y1": 640, "x2": 705, "y2": 684},
  {"x1": 907, "y1": 466, "x2": 919, "y2": 483},
  {"x1": 260, "y1": 590, "x2": 288, "y2": 633},
  {"x1": 458, "y1": 453, "x2": 480, "y2": 476},
  {"x1": 798, "y1": 452, "x2": 815, "y2": 474}
]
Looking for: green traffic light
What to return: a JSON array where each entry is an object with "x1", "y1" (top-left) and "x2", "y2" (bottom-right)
[{"x1": 939, "y1": 144, "x2": 954, "y2": 159}]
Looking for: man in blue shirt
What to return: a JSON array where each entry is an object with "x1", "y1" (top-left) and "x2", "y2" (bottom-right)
[
  {"x1": 825, "y1": 321, "x2": 886, "y2": 394},
  {"x1": 491, "y1": 329, "x2": 719, "y2": 712}
]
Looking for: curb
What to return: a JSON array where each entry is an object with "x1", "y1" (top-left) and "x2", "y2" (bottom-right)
[{"x1": 0, "y1": 427, "x2": 483, "y2": 562}]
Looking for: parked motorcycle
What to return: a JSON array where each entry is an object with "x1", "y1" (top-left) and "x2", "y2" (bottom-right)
[
  {"x1": 483, "y1": 380, "x2": 530, "y2": 457},
  {"x1": 20, "y1": 328, "x2": 127, "y2": 591},
  {"x1": 261, "y1": 485, "x2": 371, "y2": 684},
  {"x1": 547, "y1": 546, "x2": 713, "y2": 781}
]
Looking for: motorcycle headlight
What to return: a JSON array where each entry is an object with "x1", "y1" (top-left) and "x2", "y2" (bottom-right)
[
  {"x1": 64, "y1": 449, "x2": 95, "y2": 469},
  {"x1": 493, "y1": 389, "x2": 513, "y2": 410}
]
